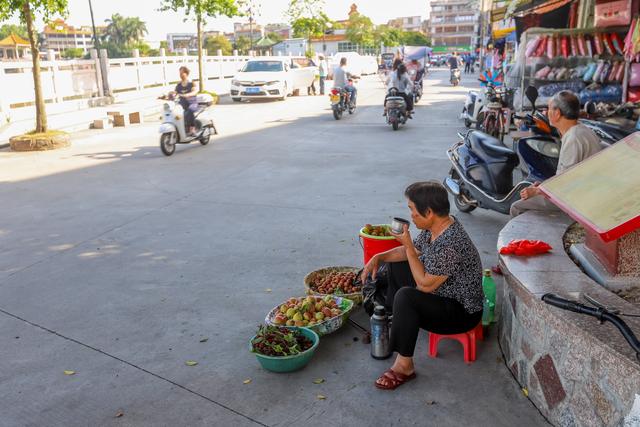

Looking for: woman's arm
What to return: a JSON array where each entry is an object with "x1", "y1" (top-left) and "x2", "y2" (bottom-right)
[
  {"x1": 393, "y1": 226, "x2": 447, "y2": 293},
  {"x1": 405, "y1": 243, "x2": 448, "y2": 292}
]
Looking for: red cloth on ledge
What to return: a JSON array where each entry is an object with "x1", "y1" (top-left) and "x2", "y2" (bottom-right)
[{"x1": 499, "y1": 239, "x2": 552, "y2": 256}]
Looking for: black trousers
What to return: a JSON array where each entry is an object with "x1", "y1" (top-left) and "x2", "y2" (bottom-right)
[
  {"x1": 179, "y1": 99, "x2": 195, "y2": 130},
  {"x1": 386, "y1": 261, "x2": 482, "y2": 357}
]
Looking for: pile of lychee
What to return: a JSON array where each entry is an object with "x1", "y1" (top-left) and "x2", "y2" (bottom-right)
[{"x1": 272, "y1": 296, "x2": 343, "y2": 327}]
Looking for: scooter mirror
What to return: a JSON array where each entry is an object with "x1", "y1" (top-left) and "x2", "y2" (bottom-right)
[
  {"x1": 525, "y1": 86, "x2": 539, "y2": 110},
  {"x1": 585, "y1": 101, "x2": 596, "y2": 115}
]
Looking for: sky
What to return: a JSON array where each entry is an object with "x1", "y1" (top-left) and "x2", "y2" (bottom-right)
[{"x1": 4, "y1": 0, "x2": 429, "y2": 43}]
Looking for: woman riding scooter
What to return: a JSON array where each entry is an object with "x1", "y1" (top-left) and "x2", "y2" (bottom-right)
[
  {"x1": 170, "y1": 66, "x2": 198, "y2": 136},
  {"x1": 384, "y1": 63, "x2": 414, "y2": 117}
]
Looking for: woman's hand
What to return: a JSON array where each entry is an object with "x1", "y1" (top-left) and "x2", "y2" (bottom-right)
[
  {"x1": 361, "y1": 254, "x2": 380, "y2": 282},
  {"x1": 390, "y1": 224, "x2": 412, "y2": 248}
]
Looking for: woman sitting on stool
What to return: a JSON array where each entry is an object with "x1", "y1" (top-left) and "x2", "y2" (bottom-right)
[{"x1": 361, "y1": 181, "x2": 484, "y2": 390}]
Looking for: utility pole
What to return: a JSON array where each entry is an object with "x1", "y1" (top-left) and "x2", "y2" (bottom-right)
[{"x1": 88, "y1": 0, "x2": 99, "y2": 49}]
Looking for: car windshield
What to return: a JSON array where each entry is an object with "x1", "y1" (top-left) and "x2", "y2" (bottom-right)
[{"x1": 242, "y1": 61, "x2": 283, "y2": 72}]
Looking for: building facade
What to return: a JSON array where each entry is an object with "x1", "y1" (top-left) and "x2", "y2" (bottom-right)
[
  {"x1": 166, "y1": 33, "x2": 196, "y2": 52},
  {"x1": 264, "y1": 23, "x2": 292, "y2": 39},
  {"x1": 272, "y1": 38, "x2": 308, "y2": 56},
  {"x1": 233, "y1": 22, "x2": 264, "y2": 42},
  {"x1": 40, "y1": 19, "x2": 103, "y2": 54},
  {"x1": 429, "y1": 0, "x2": 479, "y2": 53},
  {"x1": 387, "y1": 16, "x2": 423, "y2": 32}
]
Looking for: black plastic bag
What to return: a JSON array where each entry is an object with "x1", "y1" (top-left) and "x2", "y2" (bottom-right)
[{"x1": 356, "y1": 263, "x2": 389, "y2": 316}]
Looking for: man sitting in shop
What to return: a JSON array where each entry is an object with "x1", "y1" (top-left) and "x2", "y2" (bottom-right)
[{"x1": 510, "y1": 90, "x2": 602, "y2": 217}]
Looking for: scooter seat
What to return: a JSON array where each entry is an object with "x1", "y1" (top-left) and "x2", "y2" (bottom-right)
[{"x1": 469, "y1": 132, "x2": 518, "y2": 161}]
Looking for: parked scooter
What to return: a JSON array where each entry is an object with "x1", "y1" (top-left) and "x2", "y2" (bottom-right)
[
  {"x1": 158, "y1": 93, "x2": 217, "y2": 156},
  {"x1": 461, "y1": 86, "x2": 487, "y2": 128},
  {"x1": 443, "y1": 87, "x2": 558, "y2": 214},
  {"x1": 385, "y1": 87, "x2": 410, "y2": 131},
  {"x1": 450, "y1": 68, "x2": 461, "y2": 86},
  {"x1": 330, "y1": 79, "x2": 357, "y2": 120}
]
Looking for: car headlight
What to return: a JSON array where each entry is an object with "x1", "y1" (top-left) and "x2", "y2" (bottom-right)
[
  {"x1": 266, "y1": 80, "x2": 280, "y2": 86},
  {"x1": 231, "y1": 79, "x2": 240, "y2": 86}
]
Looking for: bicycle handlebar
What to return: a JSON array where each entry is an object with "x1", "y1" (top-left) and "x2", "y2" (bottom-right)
[{"x1": 542, "y1": 293, "x2": 640, "y2": 359}]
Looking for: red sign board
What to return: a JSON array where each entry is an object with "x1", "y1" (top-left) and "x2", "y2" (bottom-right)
[{"x1": 540, "y1": 132, "x2": 640, "y2": 242}]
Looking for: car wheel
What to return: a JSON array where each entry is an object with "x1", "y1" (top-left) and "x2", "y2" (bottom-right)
[{"x1": 232, "y1": 97, "x2": 242, "y2": 102}]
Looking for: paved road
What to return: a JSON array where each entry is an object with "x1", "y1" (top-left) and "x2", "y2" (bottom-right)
[{"x1": 0, "y1": 69, "x2": 547, "y2": 426}]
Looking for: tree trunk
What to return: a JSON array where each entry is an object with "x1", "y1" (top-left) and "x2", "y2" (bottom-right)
[
  {"x1": 197, "y1": 12, "x2": 204, "y2": 92},
  {"x1": 23, "y1": 1, "x2": 47, "y2": 133}
]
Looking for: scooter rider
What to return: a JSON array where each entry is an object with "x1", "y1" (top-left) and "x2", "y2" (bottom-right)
[
  {"x1": 170, "y1": 66, "x2": 198, "y2": 136},
  {"x1": 510, "y1": 90, "x2": 602, "y2": 217},
  {"x1": 448, "y1": 52, "x2": 461, "y2": 70},
  {"x1": 385, "y1": 63, "x2": 414, "y2": 116},
  {"x1": 333, "y1": 57, "x2": 359, "y2": 105}
]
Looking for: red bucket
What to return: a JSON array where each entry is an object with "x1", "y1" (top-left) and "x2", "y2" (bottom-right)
[{"x1": 359, "y1": 225, "x2": 402, "y2": 265}]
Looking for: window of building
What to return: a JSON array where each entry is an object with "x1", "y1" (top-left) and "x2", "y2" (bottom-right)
[{"x1": 338, "y1": 42, "x2": 357, "y2": 52}]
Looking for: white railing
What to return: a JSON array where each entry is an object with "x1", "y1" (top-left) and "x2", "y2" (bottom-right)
[{"x1": 0, "y1": 50, "x2": 251, "y2": 123}]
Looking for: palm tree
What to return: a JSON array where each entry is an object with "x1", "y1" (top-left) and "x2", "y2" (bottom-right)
[{"x1": 103, "y1": 14, "x2": 147, "y2": 46}]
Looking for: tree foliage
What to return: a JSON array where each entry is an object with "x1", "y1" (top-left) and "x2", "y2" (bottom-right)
[
  {"x1": 205, "y1": 34, "x2": 232, "y2": 55},
  {"x1": 233, "y1": 35, "x2": 250, "y2": 54},
  {"x1": 160, "y1": 0, "x2": 240, "y2": 91},
  {"x1": 346, "y1": 12, "x2": 374, "y2": 47},
  {"x1": 0, "y1": 23, "x2": 28, "y2": 40},
  {"x1": 102, "y1": 14, "x2": 147, "y2": 46},
  {"x1": 286, "y1": 0, "x2": 324, "y2": 21},
  {"x1": 0, "y1": 0, "x2": 69, "y2": 133},
  {"x1": 160, "y1": 0, "x2": 239, "y2": 23},
  {"x1": 402, "y1": 31, "x2": 430, "y2": 46},
  {"x1": 62, "y1": 47, "x2": 83, "y2": 58}
]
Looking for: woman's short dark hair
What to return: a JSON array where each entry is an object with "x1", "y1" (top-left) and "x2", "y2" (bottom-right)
[
  {"x1": 392, "y1": 58, "x2": 402, "y2": 70},
  {"x1": 404, "y1": 181, "x2": 450, "y2": 217},
  {"x1": 179, "y1": 66, "x2": 190, "y2": 75}
]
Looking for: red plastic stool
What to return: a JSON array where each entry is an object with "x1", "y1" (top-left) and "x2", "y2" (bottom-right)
[{"x1": 428, "y1": 323, "x2": 484, "y2": 363}]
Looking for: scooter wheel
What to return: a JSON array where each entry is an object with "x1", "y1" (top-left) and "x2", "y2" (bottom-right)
[
  {"x1": 464, "y1": 118, "x2": 472, "y2": 128},
  {"x1": 200, "y1": 131, "x2": 211, "y2": 145},
  {"x1": 392, "y1": 121, "x2": 399, "y2": 131},
  {"x1": 333, "y1": 109, "x2": 342, "y2": 120},
  {"x1": 160, "y1": 131, "x2": 176, "y2": 156}
]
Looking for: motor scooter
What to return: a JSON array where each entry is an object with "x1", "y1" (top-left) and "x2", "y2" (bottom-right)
[
  {"x1": 461, "y1": 86, "x2": 487, "y2": 128},
  {"x1": 158, "y1": 93, "x2": 217, "y2": 156},
  {"x1": 450, "y1": 68, "x2": 461, "y2": 86},
  {"x1": 330, "y1": 79, "x2": 357, "y2": 120},
  {"x1": 385, "y1": 87, "x2": 409, "y2": 131},
  {"x1": 443, "y1": 87, "x2": 559, "y2": 214}
]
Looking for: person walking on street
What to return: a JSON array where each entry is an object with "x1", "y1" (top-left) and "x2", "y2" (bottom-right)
[
  {"x1": 464, "y1": 54, "x2": 471, "y2": 74},
  {"x1": 318, "y1": 55, "x2": 328, "y2": 95}
]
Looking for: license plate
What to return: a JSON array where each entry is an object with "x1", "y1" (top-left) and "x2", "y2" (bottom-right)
[
  {"x1": 246, "y1": 87, "x2": 260, "y2": 93},
  {"x1": 330, "y1": 95, "x2": 340, "y2": 102}
]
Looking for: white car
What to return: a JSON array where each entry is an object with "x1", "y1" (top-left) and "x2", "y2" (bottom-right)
[{"x1": 230, "y1": 56, "x2": 317, "y2": 102}]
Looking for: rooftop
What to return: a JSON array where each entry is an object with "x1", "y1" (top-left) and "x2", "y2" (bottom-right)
[{"x1": 0, "y1": 33, "x2": 30, "y2": 47}]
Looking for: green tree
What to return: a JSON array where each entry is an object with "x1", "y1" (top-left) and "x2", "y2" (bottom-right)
[
  {"x1": 402, "y1": 31, "x2": 430, "y2": 46},
  {"x1": 346, "y1": 12, "x2": 374, "y2": 48},
  {"x1": 0, "y1": 0, "x2": 68, "y2": 133},
  {"x1": 234, "y1": 35, "x2": 250, "y2": 54},
  {"x1": 287, "y1": 0, "x2": 330, "y2": 44},
  {"x1": 62, "y1": 47, "x2": 83, "y2": 58},
  {"x1": 160, "y1": 0, "x2": 240, "y2": 92},
  {"x1": 374, "y1": 25, "x2": 403, "y2": 47},
  {"x1": 103, "y1": 14, "x2": 148, "y2": 46},
  {"x1": 265, "y1": 32, "x2": 283, "y2": 44},
  {"x1": 205, "y1": 34, "x2": 232, "y2": 55},
  {"x1": 0, "y1": 23, "x2": 28, "y2": 40}
]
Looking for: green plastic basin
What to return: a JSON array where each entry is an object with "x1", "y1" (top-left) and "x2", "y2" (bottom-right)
[{"x1": 250, "y1": 327, "x2": 319, "y2": 373}]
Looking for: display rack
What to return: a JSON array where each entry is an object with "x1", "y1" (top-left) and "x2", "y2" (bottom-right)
[{"x1": 518, "y1": 27, "x2": 630, "y2": 109}]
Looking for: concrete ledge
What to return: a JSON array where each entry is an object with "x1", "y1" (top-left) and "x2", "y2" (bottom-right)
[{"x1": 497, "y1": 211, "x2": 640, "y2": 426}]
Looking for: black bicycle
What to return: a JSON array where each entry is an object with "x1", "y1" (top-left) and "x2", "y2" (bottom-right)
[{"x1": 542, "y1": 293, "x2": 640, "y2": 361}]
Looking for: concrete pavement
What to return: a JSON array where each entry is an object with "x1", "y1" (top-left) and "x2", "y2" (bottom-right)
[{"x1": 0, "y1": 70, "x2": 548, "y2": 426}]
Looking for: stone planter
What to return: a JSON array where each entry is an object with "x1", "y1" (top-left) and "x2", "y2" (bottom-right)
[
  {"x1": 498, "y1": 211, "x2": 640, "y2": 426},
  {"x1": 10, "y1": 131, "x2": 71, "y2": 152}
]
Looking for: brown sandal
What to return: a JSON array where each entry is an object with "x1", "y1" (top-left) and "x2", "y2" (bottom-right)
[{"x1": 375, "y1": 369, "x2": 416, "y2": 390}]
